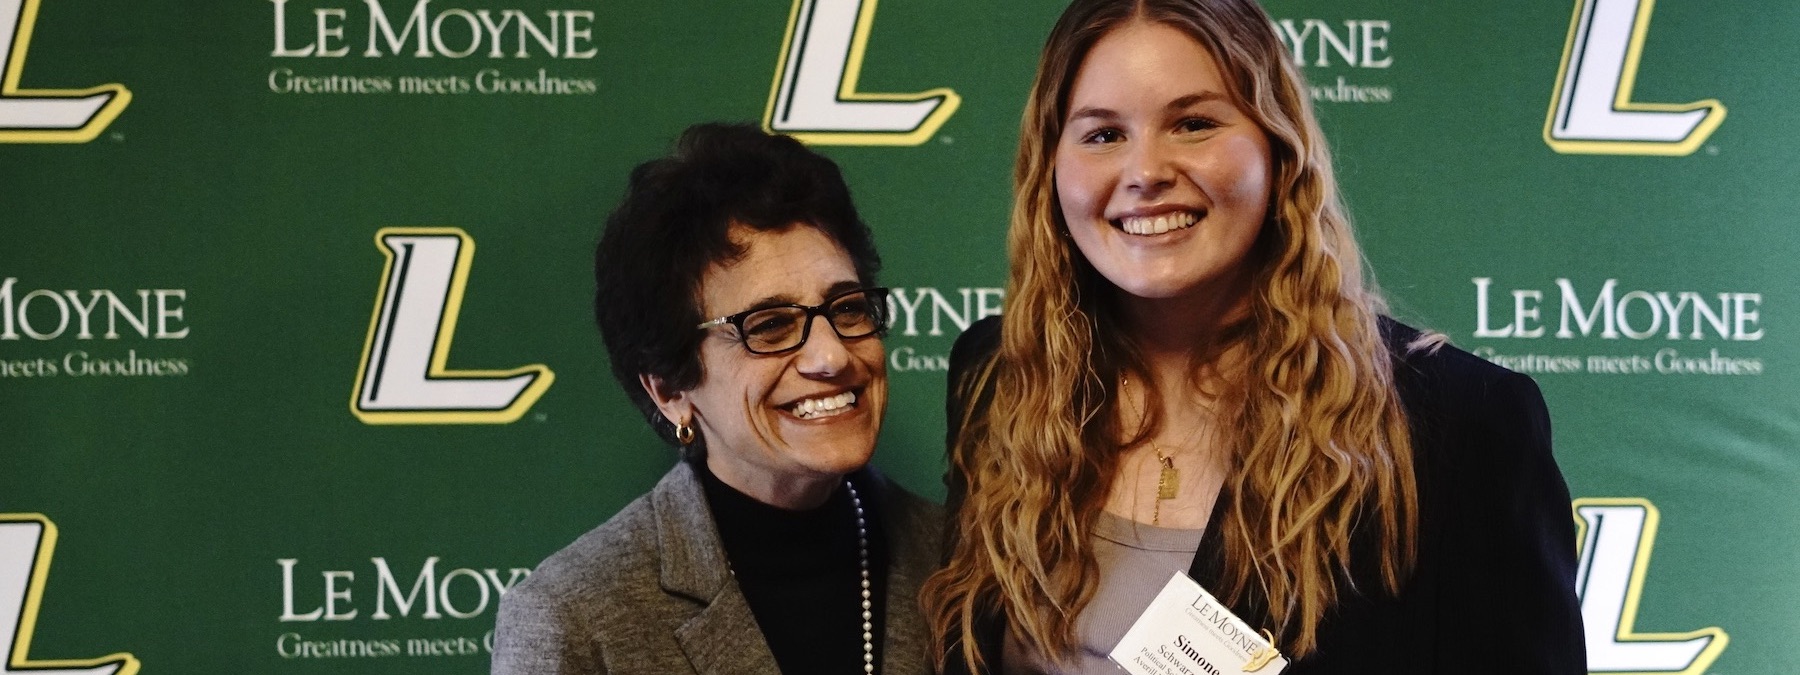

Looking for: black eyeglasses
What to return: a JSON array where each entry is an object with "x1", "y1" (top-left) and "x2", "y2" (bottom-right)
[{"x1": 696, "y1": 287, "x2": 890, "y2": 355}]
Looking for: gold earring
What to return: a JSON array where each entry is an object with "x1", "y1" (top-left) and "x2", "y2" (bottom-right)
[{"x1": 675, "y1": 420, "x2": 696, "y2": 445}]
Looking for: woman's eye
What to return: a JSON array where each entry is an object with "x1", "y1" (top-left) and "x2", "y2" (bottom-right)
[
  {"x1": 831, "y1": 299, "x2": 871, "y2": 318},
  {"x1": 1080, "y1": 127, "x2": 1123, "y2": 144},
  {"x1": 1177, "y1": 117, "x2": 1219, "y2": 133},
  {"x1": 744, "y1": 313, "x2": 798, "y2": 338}
]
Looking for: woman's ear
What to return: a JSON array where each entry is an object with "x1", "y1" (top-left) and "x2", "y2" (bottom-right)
[{"x1": 639, "y1": 373, "x2": 692, "y2": 426}]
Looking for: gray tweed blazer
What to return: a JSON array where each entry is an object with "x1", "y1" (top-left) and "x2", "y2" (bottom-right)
[{"x1": 491, "y1": 460, "x2": 944, "y2": 675}]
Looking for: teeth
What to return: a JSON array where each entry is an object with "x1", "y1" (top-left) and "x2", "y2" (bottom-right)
[
  {"x1": 1118, "y1": 212, "x2": 1197, "y2": 236},
  {"x1": 792, "y1": 391, "x2": 856, "y2": 420}
]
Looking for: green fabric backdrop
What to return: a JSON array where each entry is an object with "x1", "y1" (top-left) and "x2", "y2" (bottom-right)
[{"x1": 3, "y1": 0, "x2": 1793, "y2": 672}]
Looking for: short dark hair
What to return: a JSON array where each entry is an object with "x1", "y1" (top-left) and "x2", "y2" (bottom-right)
[{"x1": 593, "y1": 122, "x2": 881, "y2": 450}]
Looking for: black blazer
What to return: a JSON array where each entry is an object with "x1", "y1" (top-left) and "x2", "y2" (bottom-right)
[{"x1": 941, "y1": 316, "x2": 1585, "y2": 674}]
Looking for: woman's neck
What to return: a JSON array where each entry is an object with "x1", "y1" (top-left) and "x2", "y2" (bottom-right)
[
  {"x1": 704, "y1": 454, "x2": 842, "y2": 510},
  {"x1": 1116, "y1": 282, "x2": 1250, "y2": 388}
]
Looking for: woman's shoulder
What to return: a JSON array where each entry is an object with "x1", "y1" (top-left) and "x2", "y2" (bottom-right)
[
  {"x1": 491, "y1": 491, "x2": 664, "y2": 671},
  {"x1": 949, "y1": 315, "x2": 1004, "y2": 381},
  {"x1": 493, "y1": 464, "x2": 725, "y2": 672},
  {"x1": 1380, "y1": 317, "x2": 1546, "y2": 413},
  {"x1": 1379, "y1": 317, "x2": 1557, "y2": 497},
  {"x1": 500, "y1": 464, "x2": 704, "y2": 622},
  {"x1": 945, "y1": 316, "x2": 1004, "y2": 454},
  {"x1": 503, "y1": 492, "x2": 663, "y2": 615}
]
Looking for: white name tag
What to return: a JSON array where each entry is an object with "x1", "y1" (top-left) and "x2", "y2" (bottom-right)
[{"x1": 1109, "y1": 571, "x2": 1288, "y2": 675}]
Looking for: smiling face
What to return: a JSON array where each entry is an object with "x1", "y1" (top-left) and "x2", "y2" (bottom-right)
[
  {"x1": 658, "y1": 223, "x2": 887, "y2": 509},
  {"x1": 1054, "y1": 20, "x2": 1273, "y2": 313}
]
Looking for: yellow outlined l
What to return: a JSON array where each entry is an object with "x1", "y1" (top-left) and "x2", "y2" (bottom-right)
[
  {"x1": 1543, "y1": 0, "x2": 1724, "y2": 156},
  {"x1": 762, "y1": 0, "x2": 960, "y2": 146},
  {"x1": 350, "y1": 227, "x2": 554, "y2": 425},
  {"x1": 0, "y1": 513, "x2": 140, "y2": 675},
  {"x1": 0, "y1": 0, "x2": 131, "y2": 143},
  {"x1": 1573, "y1": 498, "x2": 1728, "y2": 675}
]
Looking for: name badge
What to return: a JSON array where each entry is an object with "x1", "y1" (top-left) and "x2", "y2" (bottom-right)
[{"x1": 1109, "y1": 571, "x2": 1288, "y2": 675}]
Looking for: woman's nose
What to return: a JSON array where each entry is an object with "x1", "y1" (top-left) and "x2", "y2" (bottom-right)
[
  {"x1": 1124, "y1": 138, "x2": 1177, "y2": 196},
  {"x1": 793, "y1": 315, "x2": 852, "y2": 377}
]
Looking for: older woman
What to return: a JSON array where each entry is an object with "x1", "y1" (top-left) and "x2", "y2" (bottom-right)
[
  {"x1": 492, "y1": 123, "x2": 941, "y2": 675},
  {"x1": 923, "y1": 0, "x2": 1584, "y2": 673}
]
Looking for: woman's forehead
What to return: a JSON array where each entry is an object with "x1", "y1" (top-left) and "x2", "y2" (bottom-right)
[
  {"x1": 697, "y1": 224, "x2": 857, "y2": 314},
  {"x1": 1067, "y1": 22, "x2": 1228, "y2": 110}
]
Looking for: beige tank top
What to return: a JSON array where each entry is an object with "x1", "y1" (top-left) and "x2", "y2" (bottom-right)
[{"x1": 1000, "y1": 510, "x2": 1204, "y2": 674}]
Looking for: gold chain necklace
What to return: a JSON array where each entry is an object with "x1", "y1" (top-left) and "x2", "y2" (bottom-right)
[{"x1": 1123, "y1": 376, "x2": 1186, "y2": 525}]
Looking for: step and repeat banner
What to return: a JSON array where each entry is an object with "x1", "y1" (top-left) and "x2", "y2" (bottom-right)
[{"x1": 3, "y1": 0, "x2": 1794, "y2": 672}]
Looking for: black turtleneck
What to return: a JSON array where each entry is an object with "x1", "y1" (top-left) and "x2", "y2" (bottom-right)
[{"x1": 696, "y1": 460, "x2": 890, "y2": 675}]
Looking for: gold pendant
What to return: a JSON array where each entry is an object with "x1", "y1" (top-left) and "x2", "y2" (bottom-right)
[{"x1": 1157, "y1": 455, "x2": 1179, "y2": 500}]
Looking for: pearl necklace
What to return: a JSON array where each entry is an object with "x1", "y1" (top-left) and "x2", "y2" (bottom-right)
[{"x1": 846, "y1": 480, "x2": 876, "y2": 674}]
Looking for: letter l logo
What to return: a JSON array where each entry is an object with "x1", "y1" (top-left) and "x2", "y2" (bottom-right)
[
  {"x1": 1574, "y1": 499, "x2": 1728, "y2": 674},
  {"x1": 0, "y1": 0, "x2": 131, "y2": 142},
  {"x1": 0, "y1": 514, "x2": 139, "y2": 674}
]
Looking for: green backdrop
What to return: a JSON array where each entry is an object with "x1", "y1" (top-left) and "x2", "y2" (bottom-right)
[{"x1": 3, "y1": 0, "x2": 1792, "y2": 672}]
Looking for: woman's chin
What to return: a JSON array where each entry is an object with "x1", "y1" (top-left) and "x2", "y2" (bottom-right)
[{"x1": 785, "y1": 436, "x2": 879, "y2": 478}]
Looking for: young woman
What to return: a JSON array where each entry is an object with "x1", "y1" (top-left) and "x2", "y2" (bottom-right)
[{"x1": 923, "y1": 1, "x2": 1585, "y2": 673}]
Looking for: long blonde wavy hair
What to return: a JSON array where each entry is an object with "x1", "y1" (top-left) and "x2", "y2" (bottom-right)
[{"x1": 921, "y1": 0, "x2": 1419, "y2": 669}]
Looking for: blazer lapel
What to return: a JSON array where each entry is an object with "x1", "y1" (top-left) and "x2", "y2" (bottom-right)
[
  {"x1": 1185, "y1": 483, "x2": 1274, "y2": 633},
  {"x1": 651, "y1": 462, "x2": 783, "y2": 675},
  {"x1": 675, "y1": 590, "x2": 782, "y2": 675},
  {"x1": 1188, "y1": 489, "x2": 1229, "y2": 591}
]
